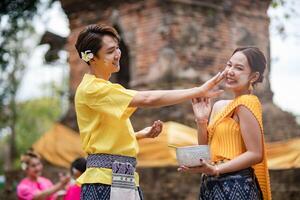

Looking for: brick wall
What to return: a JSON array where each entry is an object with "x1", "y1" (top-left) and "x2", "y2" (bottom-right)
[{"x1": 61, "y1": 0, "x2": 300, "y2": 141}]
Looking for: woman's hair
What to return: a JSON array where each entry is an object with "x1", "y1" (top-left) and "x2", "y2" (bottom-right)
[
  {"x1": 232, "y1": 47, "x2": 266, "y2": 84},
  {"x1": 70, "y1": 157, "x2": 86, "y2": 174},
  {"x1": 75, "y1": 24, "x2": 120, "y2": 64},
  {"x1": 20, "y1": 148, "x2": 41, "y2": 170}
]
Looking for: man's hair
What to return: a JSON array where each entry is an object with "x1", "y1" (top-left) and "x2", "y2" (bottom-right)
[
  {"x1": 232, "y1": 47, "x2": 266, "y2": 84},
  {"x1": 75, "y1": 24, "x2": 120, "y2": 64}
]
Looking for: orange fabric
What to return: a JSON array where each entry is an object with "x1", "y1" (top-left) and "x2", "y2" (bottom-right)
[
  {"x1": 137, "y1": 121, "x2": 198, "y2": 167},
  {"x1": 33, "y1": 122, "x2": 198, "y2": 168},
  {"x1": 33, "y1": 122, "x2": 300, "y2": 172},
  {"x1": 33, "y1": 124, "x2": 86, "y2": 168},
  {"x1": 207, "y1": 94, "x2": 272, "y2": 200},
  {"x1": 266, "y1": 137, "x2": 300, "y2": 169}
]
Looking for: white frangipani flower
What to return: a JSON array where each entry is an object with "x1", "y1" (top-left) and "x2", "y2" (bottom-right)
[
  {"x1": 81, "y1": 50, "x2": 94, "y2": 62},
  {"x1": 21, "y1": 162, "x2": 27, "y2": 170}
]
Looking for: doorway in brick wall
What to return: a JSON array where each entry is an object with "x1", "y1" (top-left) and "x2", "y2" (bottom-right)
[{"x1": 110, "y1": 25, "x2": 131, "y2": 89}]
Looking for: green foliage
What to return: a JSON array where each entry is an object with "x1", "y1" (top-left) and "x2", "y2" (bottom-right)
[
  {"x1": 0, "y1": 0, "x2": 39, "y2": 19},
  {"x1": 270, "y1": 0, "x2": 298, "y2": 39},
  {"x1": 0, "y1": 0, "x2": 40, "y2": 124},
  {"x1": 15, "y1": 97, "x2": 62, "y2": 155},
  {"x1": 0, "y1": 97, "x2": 62, "y2": 173},
  {"x1": 271, "y1": 0, "x2": 287, "y2": 8}
]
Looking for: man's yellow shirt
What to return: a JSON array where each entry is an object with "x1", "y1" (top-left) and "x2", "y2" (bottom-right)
[{"x1": 75, "y1": 74, "x2": 139, "y2": 185}]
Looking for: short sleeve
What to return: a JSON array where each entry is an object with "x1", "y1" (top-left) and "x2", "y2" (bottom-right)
[
  {"x1": 84, "y1": 82, "x2": 137, "y2": 119},
  {"x1": 17, "y1": 184, "x2": 34, "y2": 200}
]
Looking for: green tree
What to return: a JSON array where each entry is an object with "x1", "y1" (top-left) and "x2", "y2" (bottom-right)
[
  {"x1": 0, "y1": 0, "x2": 54, "y2": 170},
  {"x1": 15, "y1": 97, "x2": 62, "y2": 162}
]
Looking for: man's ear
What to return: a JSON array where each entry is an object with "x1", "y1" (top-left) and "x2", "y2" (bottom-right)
[{"x1": 89, "y1": 57, "x2": 96, "y2": 65}]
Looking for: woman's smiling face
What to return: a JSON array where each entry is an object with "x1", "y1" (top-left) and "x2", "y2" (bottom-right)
[
  {"x1": 26, "y1": 157, "x2": 43, "y2": 178},
  {"x1": 224, "y1": 51, "x2": 253, "y2": 92}
]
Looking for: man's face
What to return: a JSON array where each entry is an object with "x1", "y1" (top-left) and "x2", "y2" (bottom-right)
[{"x1": 93, "y1": 35, "x2": 121, "y2": 73}]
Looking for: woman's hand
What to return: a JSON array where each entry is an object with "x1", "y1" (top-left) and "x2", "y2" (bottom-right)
[
  {"x1": 136, "y1": 120, "x2": 163, "y2": 140},
  {"x1": 192, "y1": 98, "x2": 212, "y2": 124},
  {"x1": 58, "y1": 173, "x2": 70, "y2": 189},
  {"x1": 177, "y1": 159, "x2": 217, "y2": 175},
  {"x1": 32, "y1": 173, "x2": 71, "y2": 200}
]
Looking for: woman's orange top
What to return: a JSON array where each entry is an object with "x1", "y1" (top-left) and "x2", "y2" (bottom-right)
[{"x1": 207, "y1": 94, "x2": 271, "y2": 200}]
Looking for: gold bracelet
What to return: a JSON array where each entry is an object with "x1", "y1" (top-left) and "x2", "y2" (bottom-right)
[{"x1": 195, "y1": 118, "x2": 208, "y2": 124}]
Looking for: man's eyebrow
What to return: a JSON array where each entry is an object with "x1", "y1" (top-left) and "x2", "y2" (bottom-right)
[
  {"x1": 105, "y1": 45, "x2": 118, "y2": 51},
  {"x1": 106, "y1": 46, "x2": 115, "y2": 51}
]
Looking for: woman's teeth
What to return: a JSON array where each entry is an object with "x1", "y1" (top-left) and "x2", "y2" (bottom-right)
[{"x1": 226, "y1": 78, "x2": 236, "y2": 83}]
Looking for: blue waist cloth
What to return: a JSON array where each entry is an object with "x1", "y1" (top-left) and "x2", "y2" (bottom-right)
[{"x1": 86, "y1": 154, "x2": 137, "y2": 175}]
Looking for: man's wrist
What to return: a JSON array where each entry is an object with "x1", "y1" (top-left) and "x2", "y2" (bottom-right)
[
  {"x1": 195, "y1": 86, "x2": 204, "y2": 97},
  {"x1": 136, "y1": 132, "x2": 145, "y2": 140}
]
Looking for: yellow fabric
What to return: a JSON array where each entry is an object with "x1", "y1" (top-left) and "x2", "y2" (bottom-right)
[
  {"x1": 207, "y1": 94, "x2": 272, "y2": 200},
  {"x1": 74, "y1": 74, "x2": 139, "y2": 185},
  {"x1": 33, "y1": 124, "x2": 86, "y2": 168},
  {"x1": 33, "y1": 122, "x2": 300, "y2": 171},
  {"x1": 33, "y1": 121, "x2": 300, "y2": 172},
  {"x1": 266, "y1": 137, "x2": 300, "y2": 169}
]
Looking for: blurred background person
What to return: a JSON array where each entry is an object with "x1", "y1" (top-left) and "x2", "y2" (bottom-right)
[
  {"x1": 63, "y1": 157, "x2": 86, "y2": 200},
  {"x1": 17, "y1": 149, "x2": 70, "y2": 200}
]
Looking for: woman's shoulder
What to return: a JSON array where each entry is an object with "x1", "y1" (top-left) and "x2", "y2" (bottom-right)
[
  {"x1": 17, "y1": 177, "x2": 30, "y2": 186},
  {"x1": 17, "y1": 178, "x2": 33, "y2": 193},
  {"x1": 235, "y1": 95, "x2": 263, "y2": 121},
  {"x1": 238, "y1": 94, "x2": 260, "y2": 102},
  {"x1": 212, "y1": 95, "x2": 261, "y2": 116},
  {"x1": 210, "y1": 100, "x2": 232, "y2": 121},
  {"x1": 213, "y1": 99, "x2": 232, "y2": 112},
  {"x1": 235, "y1": 94, "x2": 262, "y2": 109}
]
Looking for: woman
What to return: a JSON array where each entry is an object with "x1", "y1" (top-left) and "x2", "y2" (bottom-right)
[
  {"x1": 17, "y1": 149, "x2": 70, "y2": 200},
  {"x1": 178, "y1": 47, "x2": 271, "y2": 200}
]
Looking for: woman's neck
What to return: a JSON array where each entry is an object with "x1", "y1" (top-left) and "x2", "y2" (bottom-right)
[
  {"x1": 27, "y1": 175, "x2": 38, "y2": 181},
  {"x1": 233, "y1": 88, "x2": 251, "y2": 98}
]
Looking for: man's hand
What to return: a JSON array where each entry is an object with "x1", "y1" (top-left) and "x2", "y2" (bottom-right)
[
  {"x1": 198, "y1": 71, "x2": 226, "y2": 98},
  {"x1": 136, "y1": 120, "x2": 163, "y2": 140}
]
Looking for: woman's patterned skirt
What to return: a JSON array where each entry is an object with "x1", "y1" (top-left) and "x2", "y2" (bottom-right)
[{"x1": 199, "y1": 168, "x2": 263, "y2": 200}]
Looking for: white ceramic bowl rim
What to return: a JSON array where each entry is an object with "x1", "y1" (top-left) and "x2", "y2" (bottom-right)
[{"x1": 176, "y1": 145, "x2": 209, "y2": 149}]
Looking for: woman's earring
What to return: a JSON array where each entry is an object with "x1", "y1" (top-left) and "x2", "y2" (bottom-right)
[{"x1": 248, "y1": 82, "x2": 254, "y2": 93}]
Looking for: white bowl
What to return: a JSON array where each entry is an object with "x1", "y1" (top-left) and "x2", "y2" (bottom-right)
[{"x1": 175, "y1": 145, "x2": 210, "y2": 167}]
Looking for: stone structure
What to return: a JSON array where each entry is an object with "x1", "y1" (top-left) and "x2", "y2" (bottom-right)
[{"x1": 59, "y1": 0, "x2": 299, "y2": 141}]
